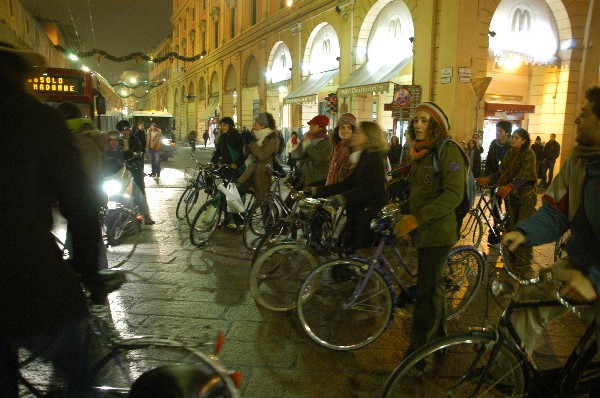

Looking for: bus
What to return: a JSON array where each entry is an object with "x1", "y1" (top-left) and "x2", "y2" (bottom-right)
[{"x1": 27, "y1": 67, "x2": 122, "y2": 132}]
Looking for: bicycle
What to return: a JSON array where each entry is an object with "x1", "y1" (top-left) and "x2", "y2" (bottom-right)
[
  {"x1": 296, "y1": 205, "x2": 486, "y2": 350},
  {"x1": 241, "y1": 165, "x2": 294, "y2": 251},
  {"x1": 380, "y1": 246, "x2": 600, "y2": 397},
  {"x1": 249, "y1": 196, "x2": 346, "y2": 312},
  {"x1": 459, "y1": 184, "x2": 509, "y2": 249},
  {"x1": 189, "y1": 165, "x2": 254, "y2": 247},
  {"x1": 175, "y1": 153, "x2": 216, "y2": 226},
  {"x1": 18, "y1": 270, "x2": 241, "y2": 397}
]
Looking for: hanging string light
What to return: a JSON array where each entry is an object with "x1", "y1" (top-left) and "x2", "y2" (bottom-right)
[
  {"x1": 54, "y1": 45, "x2": 207, "y2": 64},
  {"x1": 111, "y1": 80, "x2": 164, "y2": 89}
]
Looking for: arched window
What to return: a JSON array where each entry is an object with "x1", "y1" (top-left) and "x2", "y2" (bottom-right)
[{"x1": 322, "y1": 39, "x2": 331, "y2": 56}]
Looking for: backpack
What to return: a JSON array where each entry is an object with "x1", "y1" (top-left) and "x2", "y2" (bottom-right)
[{"x1": 432, "y1": 139, "x2": 476, "y2": 226}]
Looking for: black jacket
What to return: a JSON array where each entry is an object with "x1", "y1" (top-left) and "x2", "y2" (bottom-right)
[
  {"x1": 543, "y1": 140, "x2": 560, "y2": 161},
  {"x1": 210, "y1": 130, "x2": 247, "y2": 168},
  {"x1": 317, "y1": 150, "x2": 388, "y2": 249},
  {"x1": 134, "y1": 128, "x2": 146, "y2": 152},
  {"x1": 0, "y1": 84, "x2": 100, "y2": 337},
  {"x1": 484, "y1": 139, "x2": 510, "y2": 176}
]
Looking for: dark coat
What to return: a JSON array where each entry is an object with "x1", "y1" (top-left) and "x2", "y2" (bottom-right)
[
  {"x1": 316, "y1": 150, "x2": 388, "y2": 249},
  {"x1": 467, "y1": 147, "x2": 482, "y2": 177},
  {"x1": 210, "y1": 129, "x2": 246, "y2": 168},
  {"x1": 484, "y1": 139, "x2": 510, "y2": 176},
  {"x1": 1, "y1": 84, "x2": 99, "y2": 337},
  {"x1": 134, "y1": 128, "x2": 146, "y2": 152}
]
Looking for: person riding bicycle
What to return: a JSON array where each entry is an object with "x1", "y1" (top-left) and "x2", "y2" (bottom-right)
[
  {"x1": 502, "y1": 85, "x2": 600, "y2": 353},
  {"x1": 0, "y1": 23, "x2": 108, "y2": 397},
  {"x1": 210, "y1": 116, "x2": 247, "y2": 228}
]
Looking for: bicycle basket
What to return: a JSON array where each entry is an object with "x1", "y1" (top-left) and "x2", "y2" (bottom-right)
[{"x1": 184, "y1": 167, "x2": 199, "y2": 184}]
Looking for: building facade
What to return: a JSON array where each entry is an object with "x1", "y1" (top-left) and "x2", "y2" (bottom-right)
[{"x1": 142, "y1": 0, "x2": 599, "y2": 167}]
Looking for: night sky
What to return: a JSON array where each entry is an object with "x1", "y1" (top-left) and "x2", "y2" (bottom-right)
[{"x1": 20, "y1": 0, "x2": 173, "y2": 83}]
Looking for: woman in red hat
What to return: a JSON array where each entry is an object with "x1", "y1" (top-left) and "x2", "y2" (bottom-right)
[{"x1": 291, "y1": 114, "x2": 333, "y2": 188}]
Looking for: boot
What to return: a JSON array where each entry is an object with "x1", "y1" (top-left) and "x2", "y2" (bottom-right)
[{"x1": 143, "y1": 214, "x2": 155, "y2": 225}]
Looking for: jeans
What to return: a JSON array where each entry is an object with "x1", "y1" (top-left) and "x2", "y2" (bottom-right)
[
  {"x1": 148, "y1": 149, "x2": 161, "y2": 176},
  {"x1": 0, "y1": 317, "x2": 95, "y2": 397}
]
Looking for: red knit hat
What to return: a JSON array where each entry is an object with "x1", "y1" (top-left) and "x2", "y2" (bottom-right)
[{"x1": 307, "y1": 114, "x2": 330, "y2": 129}]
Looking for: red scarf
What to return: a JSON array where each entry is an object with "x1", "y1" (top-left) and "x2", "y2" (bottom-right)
[
  {"x1": 291, "y1": 136, "x2": 298, "y2": 145},
  {"x1": 305, "y1": 130, "x2": 328, "y2": 140}
]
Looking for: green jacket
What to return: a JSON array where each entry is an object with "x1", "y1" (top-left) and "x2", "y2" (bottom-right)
[
  {"x1": 292, "y1": 137, "x2": 333, "y2": 186},
  {"x1": 406, "y1": 141, "x2": 466, "y2": 248}
]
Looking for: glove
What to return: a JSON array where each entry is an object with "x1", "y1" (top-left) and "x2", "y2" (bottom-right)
[
  {"x1": 475, "y1": 176, "x2": 490, "y2": 186},
  {"x1": 496, "y1": 184, "x2": 513, "y2": 199},
  {"x1": 329, "y1": 194, "x2": 346, "y2": 207},
  {"x1": 394, "y1": 215, "x2": 419, "y2": 238}
]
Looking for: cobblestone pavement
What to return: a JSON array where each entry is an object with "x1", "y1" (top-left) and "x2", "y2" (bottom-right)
[{"x1": 39, "y1": 144, "x2": 587, "y2": 398}]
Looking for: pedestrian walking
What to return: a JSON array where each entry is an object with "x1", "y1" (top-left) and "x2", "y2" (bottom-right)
[
  {"x1": 202, "y1": 130, "x2": 209, "y2": 148},
  {"x1": 146, "y1": 123, "x2": 163, "y2": 178}
]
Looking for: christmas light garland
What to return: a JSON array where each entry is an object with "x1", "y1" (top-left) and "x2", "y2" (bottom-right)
[
  {"x1": 111, "y1": 81, "x2": 164, "y2": 89},
  {"x1": 117, "y1": 92, "x2": 147, "y2": 99},
  {"x1": 54, "y1": 45, "x2": 207, "y2": 64}
]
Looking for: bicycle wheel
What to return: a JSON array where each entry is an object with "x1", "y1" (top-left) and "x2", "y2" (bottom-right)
[
  {"x1": 185, "y1": 187, "x2": 212, "y2": 226},
  {"x1": 190, "y1": 199, "x2": 221, "y2": 247},
  {"x1": 250, "y1": 220, "x2": 299, "y2": 266},
  {"x1": 103, "y1": 208, "x2": 140, "y2": 268},
  {"x1": 242, "y1": 198, "x2": 280, "y2": 251},
  {"x1": 381, "y1": 332, "x2": 526, "y2": 397},
  {"x1": 457, "y1": 209, "x2": 483, "y2": 249},
  {"x1": 444, "y1": 246, "x2": 485, "y2": 320},
  {"x1": 250, "y1": 242, "x2": 318, "y2": 312},
  {"x1": 92, "y1": 337, "x2": 239, "y2": 397},
  {"x1": 175, "y1": 186, "x2": 193, "y2": 220},
  {"x1": 297, "y1": 259, "x2": 395, "y2": 350}
]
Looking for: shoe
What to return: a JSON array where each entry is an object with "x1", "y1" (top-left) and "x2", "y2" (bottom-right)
[
  {"x1": 156, "y1": 173, "x2": 160, "y2": 178},
  {"x1": 143, "y1": 215, "x2": 155, "y2": 225},
  {"x1": 148, "y1": 173, "x2": 155, "y2": 177}
]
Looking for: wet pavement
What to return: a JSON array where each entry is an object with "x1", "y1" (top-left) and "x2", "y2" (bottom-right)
[{"x1": 38, "y1": 143, "x2": 587, "y2": 397}]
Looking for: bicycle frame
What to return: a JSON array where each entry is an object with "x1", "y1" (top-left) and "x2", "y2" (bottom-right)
[
  {"x1": 467, "y1": 287, "x2": 597, "y2": 396},
  {"x1": 474, "y1": 185, "x2": 508, "y2": 232},
  {"x1": 341, "y1": 233, "x2": 417, "y2": 310}
]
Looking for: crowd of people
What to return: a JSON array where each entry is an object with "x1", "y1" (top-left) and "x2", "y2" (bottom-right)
[{"x1": 2, "y1": 18, "x2": 599, "y2": 395}]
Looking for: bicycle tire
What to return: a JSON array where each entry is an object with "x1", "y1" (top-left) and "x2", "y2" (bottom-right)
[
  {"x1": 381, "y1": 332, "x2": 526, "y2": 397},
  {"x1": 457, "y1": 209, "x2": 484, "y2": 249},
  {"x1": 190, "y1": 199, "x2": 221, "y2": 247},
  {"x1": 103, "y1": 208, "x2": 140, "y2": 268},
  {"x1": 175, "y1": 186, "x2": 193, "y2": 220},
  {"x1": 297, "y1": 259, "x2": 395, "y2": 350},
  {"x1": 242, "y1": 198, "x2": 280, "y2": 251},
  {"x1": 250, "y1": 242, "x2": 318, "y2": 312},
  {"x1": 92, "y1": 337, "x2": 239, "y2": 397},
  {"x1": 250, "y1": 220, "x2": 299, "y2": 266},
  {"x1": 445, "y1": 246, "x2": 485, "y2": 320},
  {"x1": 185, "y1": 188, "x2": 211, "y2": 227}
]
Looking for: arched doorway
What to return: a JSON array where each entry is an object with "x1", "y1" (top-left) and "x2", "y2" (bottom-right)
[{"x1": 241, "y1": 55, "x2": 260, "y2": 130}]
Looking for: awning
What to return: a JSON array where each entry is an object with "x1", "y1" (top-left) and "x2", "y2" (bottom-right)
[
  {"x1": 484, "y1": 102, "x2": 535, "y2": 114},
  {"x1": 338, "y1": 56, "x2": 412, "y2": 97},
  {"x1": 283, "y1": 69, "x2": 339, "y2": 105},
  {"x1": 201, "y1": 97, "x2": 219, "y2": 120}
]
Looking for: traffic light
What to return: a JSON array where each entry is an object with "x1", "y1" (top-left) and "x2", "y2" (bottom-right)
[{"x1": 329, "y1": 93, "x2": 338, "y2": 114}]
